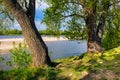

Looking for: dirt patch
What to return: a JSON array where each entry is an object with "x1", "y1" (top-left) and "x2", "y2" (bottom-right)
[{"x1": 82, "y1": 70, "x2": 120, "y2": 80}]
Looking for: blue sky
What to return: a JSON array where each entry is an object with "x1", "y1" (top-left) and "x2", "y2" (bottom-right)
[
  {"x1": 12, "y1": 1, "x2": 48, "y2": 30},
  {"x1": 35, "y1": 9, "x2": 44, "y2": 21}
]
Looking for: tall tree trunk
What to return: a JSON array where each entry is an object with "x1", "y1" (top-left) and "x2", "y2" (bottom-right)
[
  {"x1": 83, "y1": 0, "x2": 103, "y2": 53},
  {"x1": 84, "y1": 0, "x2": 108, "y2": 53},
  {"x1": 3, "y1": 0, "x2": 51, "y2": 67},
  {"x1": 85, "y1": 15, "x2": 103, "y2": 53}
]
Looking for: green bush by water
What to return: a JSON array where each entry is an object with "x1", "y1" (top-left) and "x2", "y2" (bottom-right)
[{"x1": 7, "y1": 41, "x2": 32, "y2": 69}]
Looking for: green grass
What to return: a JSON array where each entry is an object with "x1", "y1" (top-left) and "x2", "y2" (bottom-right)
[{"x1": 1, "y1": 46, "x2": 120, "y2": 80}]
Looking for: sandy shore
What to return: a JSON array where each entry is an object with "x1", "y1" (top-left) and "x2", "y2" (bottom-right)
[
  {"x1": 0, "y1": 36, "x2": 67, "y2": 70},
  {"x1": 0, "y1": 36, "x2": 87, "y2": 70},
  {"x1": 0, "y1": 36, "x2": 67, "y2": 53}
]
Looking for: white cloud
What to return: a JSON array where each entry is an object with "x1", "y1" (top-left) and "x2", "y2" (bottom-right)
[
  {"x1": 11, "y1": 20, "x2": 21, "y2": 30},
  {"x1": 11, "y1": 1, "x2": 48, "y2": 30},
  {"x1": 11, "y1": 20, "x2": 46, "y2": 30},
  {"x1": 36, "y1": 1, "x2": 49, "y2": 10},
  {"x1": 35, "y1": 20, "x2": 46, "y2": 30}
]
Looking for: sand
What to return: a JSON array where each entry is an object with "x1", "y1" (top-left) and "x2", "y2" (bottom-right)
[
  {"x1": 0, "y1": 36, "x2": 67, "y2": 70},
  {"x1": 0, "y1": 36, "x2": 87, "y2": 70},
  {"x1": 0, "y1": 36, "x2": 67, "y2": 53}
]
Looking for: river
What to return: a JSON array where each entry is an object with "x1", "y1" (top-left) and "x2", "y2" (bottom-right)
[{"x1": 0, "y1": 35, "x2": 87, "y2": 70}]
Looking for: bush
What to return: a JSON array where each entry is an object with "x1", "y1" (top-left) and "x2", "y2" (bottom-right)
[
  {"x1": 102, "y1": 30, "x2": 120, "y2": 50},
  {"x1": 0, "y1": 67, "x2": 59, "y2": 80},
  {"x1": 7, "y1": 41, "x2": 32, "y2": 69}
]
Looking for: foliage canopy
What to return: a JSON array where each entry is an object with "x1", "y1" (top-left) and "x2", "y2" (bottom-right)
[{"x1": 43, "y1": 0, "x2": 120, "y2": 41}]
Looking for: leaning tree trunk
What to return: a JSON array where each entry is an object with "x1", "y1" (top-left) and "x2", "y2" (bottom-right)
[{"x1": 3, "y1": 0, "x2": 51, "y2": 67}]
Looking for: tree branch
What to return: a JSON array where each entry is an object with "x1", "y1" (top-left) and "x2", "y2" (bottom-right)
[
  {"x1": 96, "y1": 1, "x2": 110, "y2": 39},
  {"x1": 110, "y1": 0, "x2": 120, "y2": 6},
  {"x1": 62, "y1": 13, "x2": 84, "y2": 18},
  {"x1": 67, "y1": 1, "x2": 85, "y2": 7},
  {"x1": 26, "y1": 0, "x2": 35, "y2": 21}
]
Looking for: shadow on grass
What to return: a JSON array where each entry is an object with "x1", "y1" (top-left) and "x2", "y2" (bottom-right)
[
  {"x1": 1, "y1": 47, "x2": 120, "y2": 80},
  {"x1": 0, "y1": 66, "x2": 70, "y2": 80},
  {"x1": 81, "y1": 52, "x2": 120, "y2": 80}
]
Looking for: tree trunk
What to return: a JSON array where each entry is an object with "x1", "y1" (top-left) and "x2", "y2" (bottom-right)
[
  {"x1": 84, "y1": 0, "x2": 109, "y2": 53},
  {"x1": 3, "y1": 0, "x2": 51, "y2": 67},
  {"x1": 85, "y1": 15, "x2": 103, "y2": 53}
]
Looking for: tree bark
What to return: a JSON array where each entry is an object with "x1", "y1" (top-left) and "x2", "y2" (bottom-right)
[
  {"x1": 84, "y1": 0, "x2": 108, "y2": 53},
  {"x1": 3, "y1": 0, "x2": 51, "y2": 67},
  {"x1": 85, "y1": 14, "x2": 103, "y2": 53}
]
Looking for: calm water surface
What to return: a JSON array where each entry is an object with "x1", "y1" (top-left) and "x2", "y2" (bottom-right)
[
  {"x1": 0, "y1": 35, "x2": 23, "y2": 39},
  {"x1": 0, "y1": 35, "x2": 87, "y2": 60},
  {"x1": 0, "y1": 35, "x2": 87, "y2": 70}
]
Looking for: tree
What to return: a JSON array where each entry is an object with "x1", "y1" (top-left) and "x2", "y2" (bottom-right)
[
  {"x1": 43, "y1": 0, "x2": 119, "y2": 53},
  {"x1": 102, "y1": 2, "x2": 120, "y2": 50},
  {"x1": 0, "y1": 0, "x2": 13, "y2": 33},
  {"x1": 3, "y1": 0, "x2": 51, "y2": 67}
]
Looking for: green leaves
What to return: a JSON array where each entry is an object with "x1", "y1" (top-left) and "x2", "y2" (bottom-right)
[
  {"x1": 8, "y1": 41, "x2": 31, "y2": 69},
  {"x1": 0, "y1": 0, "x2": 13, "y2": 31},
  {"x1": 43, "y1": 0, "x2": 116, "y2": 40},
  {"x1": 102, "y1": 5, "x2": 120, "y2": 50},
  {"x1": 43, "y1": 0, "x2": 85, "y2": 38}
]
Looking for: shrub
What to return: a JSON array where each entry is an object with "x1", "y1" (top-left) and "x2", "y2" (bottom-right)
[{"x1": 7, "y1": 41, "x2": 32, "y2": 69}]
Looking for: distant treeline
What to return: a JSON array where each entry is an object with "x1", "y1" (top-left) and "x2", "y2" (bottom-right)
[
  {"x1": 0, "y1": 29, "x2": 22, "y2": 35},
  {"x1": 0, "y1": 29, "x2": 67, "y2": 35}
]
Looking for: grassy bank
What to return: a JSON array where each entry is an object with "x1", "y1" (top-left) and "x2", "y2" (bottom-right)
[{"x1": 1, "y1": 46, "x2": 120, "y2": 80}]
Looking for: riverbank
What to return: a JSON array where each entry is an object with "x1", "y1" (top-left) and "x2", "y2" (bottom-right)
[
  {"x1": 0, "y1": 36, "x2": 67, "y2": 70},
  {"x1": 0, "y1": 36, "x2": 68, "y2": 53},
  {"x1": 0, "y1": 36, "x2": 67, "y2": 53},
  {"x1": 0, "y1": 36, "x2": 87, "y2": 58},
  {"x1": 0, "y1": 46, "x2": 120, "y2": 80},
  {"x1": 0, "y1": 36, "x2": 87, "y2": 70}
]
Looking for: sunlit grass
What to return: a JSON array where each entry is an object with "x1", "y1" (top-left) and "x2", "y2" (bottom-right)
[{"x1": 1, "y1": 46, "x2": 120, "y2": 80}]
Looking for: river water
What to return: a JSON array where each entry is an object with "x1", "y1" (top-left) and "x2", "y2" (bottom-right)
[
  {"x1": 0, "y1": 35, "x2": 87, "y2": 70},
  {"x1": 0, "y1": 35, "x2": 87, "y2": 60}
]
